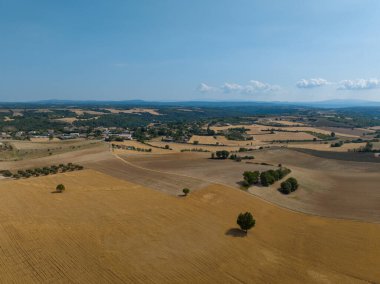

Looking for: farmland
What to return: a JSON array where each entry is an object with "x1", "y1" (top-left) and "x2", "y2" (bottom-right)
[
  {"x1": 0, "y1": 170, "x2": 379, "y2": 283},
  {"x1": 1, "y1": 102, "x2": 380, "y2": 282}
]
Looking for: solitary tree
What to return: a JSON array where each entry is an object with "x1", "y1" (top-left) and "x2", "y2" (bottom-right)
[
  {"x1": 56, "y1": 184, "x2": 65, "y2": 193},
  {"x1": 182, "y1": 188, "x2": 190, "y2": 196},
  {"x1": 237, "y1": 212, "x2": 256, "y2": 234}
]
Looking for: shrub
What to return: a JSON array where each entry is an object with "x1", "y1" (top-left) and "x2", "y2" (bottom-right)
[
  {"x1": 182, "y1": 188, "x2": 190, "y2": 196},
  {"x1": 56, "y1": 184, "x2": 65, "y2": 193},
  {"x1": 237, "y1": 212, "x2": 256, "y2": 234},
  {"x1": 216, "y1": 150, "x2": 230, "y2": 159},
  {"x1": 0, "y1": 170, "x2": 12, "y2": 177}
]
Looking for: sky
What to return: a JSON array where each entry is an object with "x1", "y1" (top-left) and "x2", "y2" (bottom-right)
[{"x1": 1, "y1": 0, "x2": 380, "y2": 102}]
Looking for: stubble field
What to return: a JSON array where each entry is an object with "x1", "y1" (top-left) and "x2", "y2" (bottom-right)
[{"x1": 0, "y1": 170, "x2": 379, "y2": 283}]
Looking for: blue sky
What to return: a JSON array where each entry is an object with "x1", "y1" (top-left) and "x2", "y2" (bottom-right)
[{"x1": 1, "y1": 0, "x2": 380, "y2": 102}]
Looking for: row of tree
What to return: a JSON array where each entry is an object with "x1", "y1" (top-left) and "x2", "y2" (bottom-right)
[
  {"x1": 0, "y1": 163, "x2": 84, "y2": 179},
  {"x1": 111, "y1": 144, "x2": 152, "y2": 152},
  {"x1": 243, "y1": 167, "x2": 291, "y2": 187}
]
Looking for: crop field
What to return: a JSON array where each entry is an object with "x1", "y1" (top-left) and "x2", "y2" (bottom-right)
[
  {"x1": 0, "y1": 139, "x2": 103, "y2": 161},
  {"x1": 0, "y1": 169, "x2": 379, "y2": 283},
  {"x1": 107, "y1": 108, "x2": 161, "y2": 115},
  {"x1": 287, "y1": 142, "x2": 367, "y2": 152},
  {"x1": 254, "y1": 131, "x2": 317, "y2": 141},
  {"x1": 188, "y1": 135, "x2": 264, "y2": 147},
  {"x1": 122, "y1": 149, "x2": 380, "y2": 222},
  {"x1": 0, "y1": 142, "x2": 109, "y2": 170}
]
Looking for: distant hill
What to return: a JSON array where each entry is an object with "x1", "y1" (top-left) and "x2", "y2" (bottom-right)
[{"x1": 1, "y1": 99, "x2": 380, "y2": 108}]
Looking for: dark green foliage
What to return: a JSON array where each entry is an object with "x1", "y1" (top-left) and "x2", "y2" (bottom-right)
[
  {"x1": 279, "y1": 181, "x2": 292, "y2": 194},
  {"x1": 237, "y1": 212, "x2": 256, "y2": 234},
  {"x1": 260, "y1": 171, "x2": 276, "y2": 187},
  {"x1": 279, "y1": 177, "x2": 299, "y2": 194},
  {"x1": 215, "y1": 150, "x2": 230, "y2": 159},
  {"x1": 0, "y1": 170, "x2": 12, "y2": 177},
  {"x1": 56, "y1": 184, "x2": 65, "y2": 192},
  {"x1": 259, "y1": 167, "x2": 291, "y2": 187},
  {"x1": 182, "y1": 188, "x2": 190, "y2": 196},
  {"x1": 243, "y1": 171, "x2": 260, "y2": 186},
  {"x1": 287, "y1": 177, "x2": 299, "y2": 191},
  {"x1": 331, "y1": 141, "x2": 344, "y2": 147}
]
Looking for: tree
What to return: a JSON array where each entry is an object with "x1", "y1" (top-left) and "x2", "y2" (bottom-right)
[
  {"x1": 260, "y1": 171, "x2": 275, "y2": 187},
  {"x1": 237, "y1": 212, "x2": 255, "y2": 234},
  {"x1": 331, "y1": 132, "x2": 336, "y2": 137},
  {"x1": 287, "y1": 177, "x2": 298, "y2": 191},
  {"x1": 216, "y1": 150, "x2": 230, "y2": 159},
  {"x1": 56, "y1": 184, "x2": 65, "y2": 193},
  {"x1": 280, "y1": 181, "x2": 292, "y2": 194},
  {"x1": 182, "y1": 188, "x2": 190, "y2": 196},
  {"x1": 243, "y1": 171, "x2": 260, "y2": 186}
]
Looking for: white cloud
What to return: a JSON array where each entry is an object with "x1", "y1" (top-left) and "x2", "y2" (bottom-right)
[
  {"x1": 337, "y1": 78, "x2": 380, "y2": 90},
  {"x1": 221, "y1": 82, "x2": 244, "y2": 93},
  {"x1": 296, "y1": 78, "x2": 329, "y2": 88},
  {"x1": 197, "y1": 83, "x2": 217, "y2": 93},
  {"x1": 199, "y1": 80, "x2": 279, "y2": 94}
]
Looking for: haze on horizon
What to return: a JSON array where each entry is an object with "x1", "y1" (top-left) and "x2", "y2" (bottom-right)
[{"x1": 1, "y1": 0, "x2": 380, "y2": 102}]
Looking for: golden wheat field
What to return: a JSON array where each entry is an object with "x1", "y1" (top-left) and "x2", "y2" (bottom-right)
[{"x1": 0, "y1": 169, "x2": 379, "y2": 283}]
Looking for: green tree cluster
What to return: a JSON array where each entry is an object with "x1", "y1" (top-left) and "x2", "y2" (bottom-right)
[{"x1": 279, "y1": 177, "x2": 299, "y2": 194}]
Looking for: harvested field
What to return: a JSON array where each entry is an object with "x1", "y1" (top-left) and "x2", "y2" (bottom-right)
[
  {"x1": 29, "y1": 137, "x2": 61, "y2": 142},
  {"x1": 123, "y1": 152, "x2": 275, "y2": 188},
  {"x1": 188, "y1": 135, "x2": 263, "y2": 147},
  {"x1": 0, "y1": 142, "x2": 109, "y2": 169},
  {"x1": 291, "y1": 148, "x2": 380, "y2": 163},
  {"x1": 319, "y1": 127, "x2": 375, "y2": 136},
  {"x1": 148, "y1": 140, "x2": 242, "y2": 152},
  {"x1": 54, "y1": 117, "x2": 78, "y2": 123},
  {"x1": 0, "y1": 170, "x2": 379, "y2": 283},
  {"x1": 272, "y1": 126, "x2": 359, "y2": 138},
  {"x1": 210, "y1": 124, "x2": 271, "y2": 135},
  {"x1": 254, "y1": 131, "x2": 317, "y2": 141},
  {"x1": 112, "y1": 140, "x2": 170, "y2": 154},
  {"x1": 3, "y1": 116, "x2": 14, "y2": 121},
  {"x1": 123, "y1": 150, "x2": 380, "y2": 222},
  {"x1": 287, "y1": 142, "x2": 367, "y2": 152},
  {"x1": 258, "y1": 118, "x2": 306, "y2": 126},
  {"x1": 69, "y1": 108, "x2": 106, "y2": 116}
]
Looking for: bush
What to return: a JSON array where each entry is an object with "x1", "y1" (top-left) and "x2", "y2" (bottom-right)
[
  {"x1": 237, "y1": 212, "x2": 256, "y2": 234},
  {"x1": 182, "y1": 188, "x2": 190, "y2": 196},
  {"x1": 56, "y1": 184, "x2": 65, "y2": 193},
  {"x1": 216, "y1": 150, "x2": 230, "y2": 159},
  {"x1": 0, "y1": 170, "x2": 12, "y2": 177}
]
